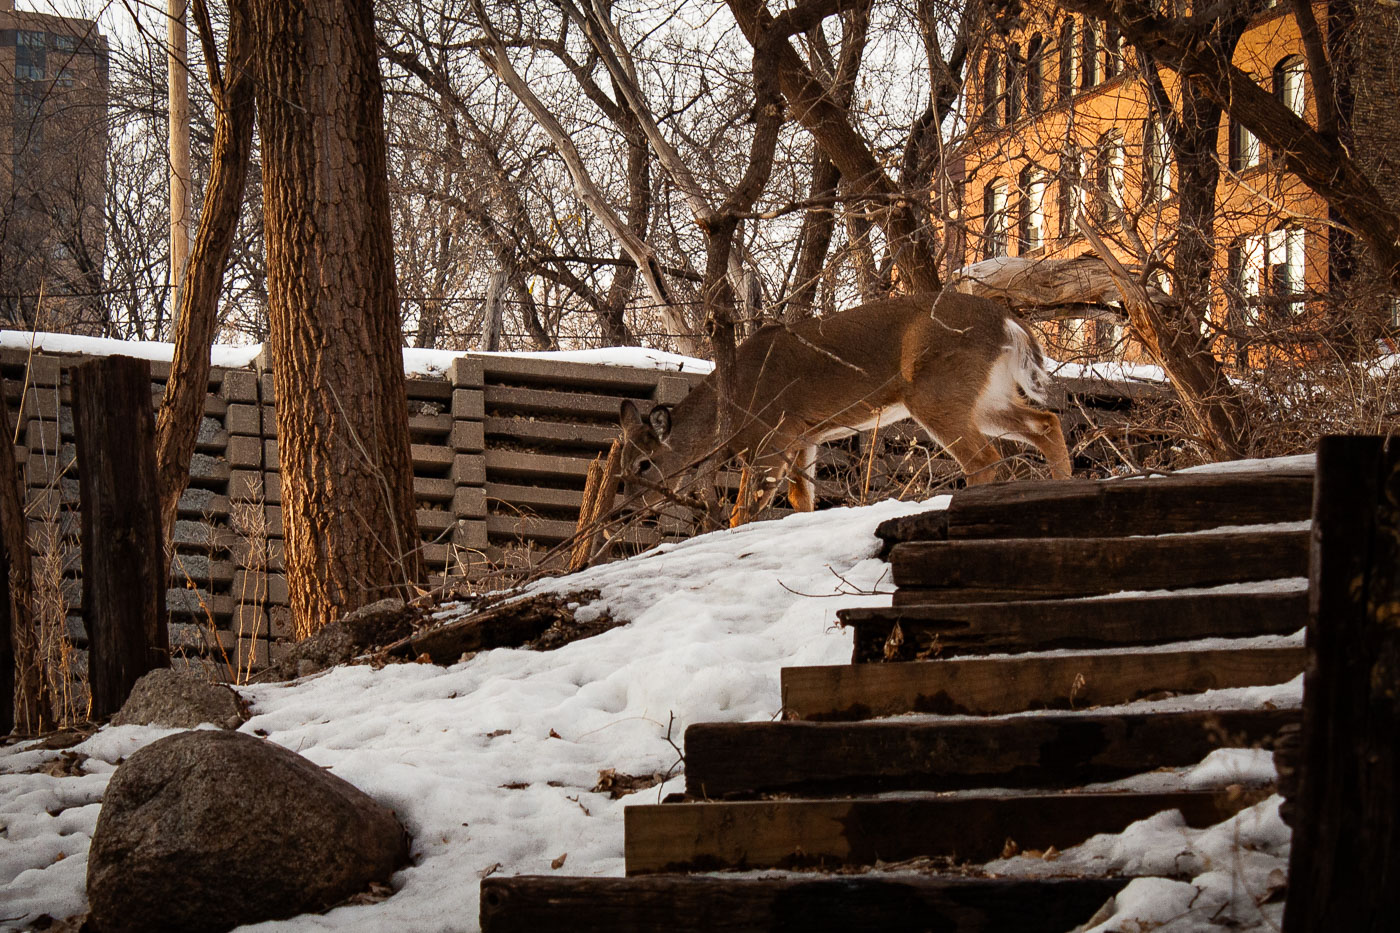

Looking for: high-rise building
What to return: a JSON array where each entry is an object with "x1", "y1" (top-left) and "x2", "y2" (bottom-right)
[
  {"x1": 943, "y1": 2, "x2": 1399, "y2": 366},
  {"x1": 1, "y1": 0, "x2": 110, "y2": 334}
]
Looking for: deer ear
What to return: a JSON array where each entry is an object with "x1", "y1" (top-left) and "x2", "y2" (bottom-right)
[
  {"x1": 648, "y1": 404, "x2": 672, "y2": 441},
  {"x1": 619, "y1": 399, "x2": 646, "y2": 433}
]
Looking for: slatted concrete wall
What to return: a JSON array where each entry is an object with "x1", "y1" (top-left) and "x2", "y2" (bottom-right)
[{"x1": 3, "y1": 344, "x2": 1161, "y2": 685}]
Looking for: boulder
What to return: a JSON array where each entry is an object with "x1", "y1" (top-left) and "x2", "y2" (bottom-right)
[
  {"x1": 111, "y1": 668, "x2": 246, "y2": 730},
  {"x1": 86, "y1": 730, "x2": 410, "y2": 933},
  {"x1": 273, "y1": 597, "x2": 417, "y2": 679}
]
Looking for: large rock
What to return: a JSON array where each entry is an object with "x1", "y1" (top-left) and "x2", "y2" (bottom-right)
[
  {"x1": 111, "y1": 668, "x2": 246, "y2": 730},
  {"x1": 272, "y1": 597, "x2": 418, "y2": 679},
  {"x1": 86, "y1": 730, "x2": 410, "y2": 932}
]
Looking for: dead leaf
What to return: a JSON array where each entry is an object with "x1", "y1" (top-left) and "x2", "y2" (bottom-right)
[
  {"x1": 478, "y1": 862, "x2": 502, "y2": 879},
  {"x1": 499, "y1": 782, "x2": 530, "y2": 790},
  {"x1": 591, "y1": 768, "x2": 668, "y2": 799},
  {"x1": 1000, "y1": 837, "x2": 1020, "y2": 859},
  {"x1": 548, "y1": 728, "x2": 562, "y2": 739},
  {"x1": 551, "y1": 853, "x2": 567, "y2": 870},
  {"x1": 882, "y1": 621, "x2": 905, "y2": 661}
]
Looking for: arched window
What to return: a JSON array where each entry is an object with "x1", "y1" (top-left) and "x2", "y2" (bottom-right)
[
  {"x1": 1025, "y1": 34, "x2": 1045, "y2": 114},
  {"x1": 983, "y1": 55, "x2": 1003, "y2": 126},
  {"x1": 1273, "y1": 55, "x2": 1306, "y2": 117},
  {"x1": 983, "y1": 180, "x2": 1009, "y2": 259},
  {"x1": 1143, "y1": 115, "x2": 1172, "y2": 203},
  {"x1": 1080, "y1": 21, "x2": 1100, "y2": 90},
  {"x1": 1058, "y1": 19, "x2": 1077, "y2": 101}
]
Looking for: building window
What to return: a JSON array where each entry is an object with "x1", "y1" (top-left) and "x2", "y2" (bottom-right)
[
  {"x1": 1229, "y1": 234, "x2": 1265, "y2": 325},
  {"x1": 1230, "y1": 116, "x2": 1260, "y2": 171},
  {"x1": 983, "y1": 181, "x2": 1009, "y2": 259},
  {"x1": 1058, "y1": 19, "x2": 1077, "y2": 101},
  {"x1": 1094, "y1": 132, "x2": 1125, "y2": 225},
  {"x1": 1005, "y1": 44, "x2": 1022, "y2": 124},
  {"x1": 1143, "y1": 115, "x2": 1172, "y2": 203},
  {"x1": 1025, "y1": 35, "x2": 1045, "y2": 115},
  {"x1": 1018, "y1": 168, "x2": 1047, "y2": 253},
  {"x1": 16, "y1": 30, "x2": 47, "y2": 81},
  {"x1": 55, "y1": 68, "x2": 75, "y2": 89},
  {"x1": 1057, "y1": 152, "x2": 1084, "y2": 238},
  {"x1": 1266, "y1": 227, "x2": 1306, "y2": 315},
  {"x1": 983, "y1": 56, "x2": 1003, "y2": 127},
  {"x1": 1080, "y1": 21, "x2": 1100, "y2": 90},
  {"x1": 1274, "y1": 55, "x2": 1306, "y2": 118},
  {"x1": 53, "y1": 34, "x2": 80, "y2": 53},
  {"x1": 1104, "y1": 25, "x2": 1123, "y2": 79}
]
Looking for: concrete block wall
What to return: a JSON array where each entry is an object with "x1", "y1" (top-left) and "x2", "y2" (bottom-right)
[{"x1": 3, "y1": 343, "x2": 1159, "y2": 685}]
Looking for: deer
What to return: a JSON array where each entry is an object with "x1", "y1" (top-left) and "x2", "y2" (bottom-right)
[{"x1": 618, "y1": 291, "x2": 1073, "y2": 518}]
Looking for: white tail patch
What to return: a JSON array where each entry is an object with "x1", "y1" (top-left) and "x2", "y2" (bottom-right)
[
  {"x1": 973, "y1": 319, "x2": 1052, "y2": 438},
  {"x1": 1001, "y1": 318, "x2": 1051, "y2": 406}
]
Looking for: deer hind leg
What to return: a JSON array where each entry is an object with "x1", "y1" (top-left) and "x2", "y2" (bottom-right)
[
  {"x1": 908, "y1": 407, "x2": 1007, "y2": 486},
  {"x1": 979, "y1": 404, "x2": 1072, "y2": 480},
  {"x1": 785, "y1": 444, "x2": 819, "y2": 511}
]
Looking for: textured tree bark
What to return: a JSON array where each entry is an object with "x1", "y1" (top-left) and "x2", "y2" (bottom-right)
[
  {"x1": 72, "y1": 357, "x2": 169, "y2": 719},
  {"x1": 154, "y1": 0, "x2": 257, "y2": 546},
  {"x1": 250, "y1": 0, "x2": 422, "y2": 631},
  {"x1": 1283, "y1": 436, "x2": 1400, "y2": 932},
  {"x1": 1, "y1": 386, "x2": 49, "y2": 733}
]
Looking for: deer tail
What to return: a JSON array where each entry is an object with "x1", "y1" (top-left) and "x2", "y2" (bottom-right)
[{"x1": 1002, "y1": 317, "x2": 1052, "y2": 406}]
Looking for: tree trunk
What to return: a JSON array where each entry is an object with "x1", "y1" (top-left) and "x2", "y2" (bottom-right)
[
  {"x1": 0, "y1": 386, "x2": 49, "y2": 733},
  {"x1": 72, "y1": 357, "x2": 169, "y2": 719},
  {"x1": 250, "y1": 0, "x2": 422, "y2": 631},
  {"x1": 168, "y1": 0, "x2": 192, "y2": 322},
  {"x1": 154, "y1": 0, "x2": 258, "y2": 546}
]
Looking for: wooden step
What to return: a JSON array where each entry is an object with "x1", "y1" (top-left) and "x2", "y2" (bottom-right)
[
  {"x1": 480, "y1": 874, "x2": 1128, "y2": 933},
  {"x1": 891, "y1": 530, "x2": 1309, "y2": 605},
  {"x1": 624, "y1": 788, "x2": 1262, "y2": 874},
  {"x1": 782, "y1": 646, "x2": 1305, "y2": 720},
  {"x1": 684, "y1": 708, "x2": 1298, "y2": 799},
  {"x1": 839, "y1": 591, "x2": 1307, "y2": 661},
  {"x1": 876, "y1": 472, "x2": 1314, "y2": 549}
]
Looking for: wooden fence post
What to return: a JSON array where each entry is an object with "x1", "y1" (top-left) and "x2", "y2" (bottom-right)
[
  {"x1": 1282, "y1": 435, "x2": 1400, "y2": 931},
  {"x1": 72, "y1": 356, "x2": 169, "y2": 718},
  {"x1": 1, "y1": 383, "x2": 48, "y2": 733}
]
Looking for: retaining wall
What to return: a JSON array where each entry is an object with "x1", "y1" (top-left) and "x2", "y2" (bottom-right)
[{"x1": 2, "y1": 343, "x2": 1160, "y2": 681}]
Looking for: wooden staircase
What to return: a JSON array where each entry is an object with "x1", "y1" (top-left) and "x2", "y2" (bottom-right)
[{"x1": 480, "y1": 469, "x2": 1315, "y2": 932}]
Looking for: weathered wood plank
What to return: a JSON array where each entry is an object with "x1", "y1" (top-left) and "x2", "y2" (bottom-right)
[
  {"x1": 890, "y1": 531, "x2": 1309, "y2": 604},
  {"x1": 625, "y1": 789, "x2": 1260, "y2": 874},
  {"x1": 72, "y1": 357, "x2": 169, "y2": 718},
  {"x1": 875, "y1": 474, "x2": 1314, "y2": 549},
  {"x1": 783, "y1": 647, "x2": 1305, "y2": 720},
  {"x1": 684, "y1": 709, "x2": 1299, "y2": 799},
  {"x1": 1283, "y1": 436, "x2": 1400, "y2": 932},
  {"x1": 840, "y1": 591, "x2": 1307, "y2": 661},
  {"x1": 480, "y1": 874, "x2": 1127, "y2": 933}
]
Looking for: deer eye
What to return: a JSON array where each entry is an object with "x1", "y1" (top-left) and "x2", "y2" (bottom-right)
[{"x1": 635, "y1": 458, "x2": 653, "y2": 475}]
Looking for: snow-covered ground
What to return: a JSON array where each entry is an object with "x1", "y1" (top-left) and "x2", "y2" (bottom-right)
[{"x1": 1, "y1": 494, "x2": 1300, "y2": 932}]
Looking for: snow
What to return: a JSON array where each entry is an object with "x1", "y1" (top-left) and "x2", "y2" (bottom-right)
[
  {"x1": 0, "y1": 487, "x2": 1303, "y2": 932},
  {"x1": 0, "y1": 330, "x2": 713, "y2": 378}
]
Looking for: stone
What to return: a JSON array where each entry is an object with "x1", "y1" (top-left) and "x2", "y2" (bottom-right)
[
  {"x1": 111, "y1": 668, "x2": 246, "y2": 730},
  {"x1": 271, "y1": 597, "x2": 418, "y2": 680},
  {"x1": 86, "y1": 730, "x2": 409, "y2": 933}
]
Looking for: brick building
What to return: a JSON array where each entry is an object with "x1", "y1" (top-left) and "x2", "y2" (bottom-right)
[
  {"x1": 0, "y1": 0, "x2": 110, "y2": 334},
  {"x1": 943, "y1": 1, "x2": 1400, "y2": 365}
]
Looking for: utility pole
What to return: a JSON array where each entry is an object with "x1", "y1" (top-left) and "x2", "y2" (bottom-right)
[{"x1": 169, "y1": 0, "x2": 191, "y2": 327}]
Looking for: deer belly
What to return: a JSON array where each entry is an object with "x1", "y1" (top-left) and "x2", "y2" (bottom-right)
[{"x1": 812, "y1": 403, "x2": 912, "y2": 443}]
